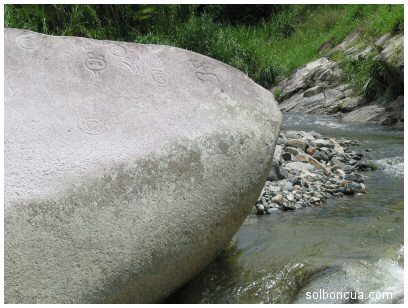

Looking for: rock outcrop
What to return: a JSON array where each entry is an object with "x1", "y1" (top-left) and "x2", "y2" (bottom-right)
[
  {"x1": 4, "y1": 29, "x2": 282, "y2": 303},
  {"x1": 275, "y1": 31, "x2": 404, "y2": 126}
]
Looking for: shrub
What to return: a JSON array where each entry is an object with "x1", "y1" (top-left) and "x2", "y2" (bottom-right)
[{"x1": 259, "y1": 65, "x2": 283, "y2": 88}]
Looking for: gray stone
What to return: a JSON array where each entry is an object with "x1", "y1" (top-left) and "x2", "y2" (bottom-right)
[
  {"x1": 283, "y1": 181, "x2": 294, "y2": 191},
  {"x1": 314, "y1": 139, "x2": 335, "y2": 149},
  {"x1": 331, "y1": 158, "x2": 345, "y2": 169},
  {"x1": 271, "y1": 194, "x2": 284, "y2": 206},
  {"x1": 334, "y1": 168, "x2": 346, "y2": 179},
  {"x1": 257, "y1": 204, "x2": 265, "y2": 215},
  {"x1": 286, "y1": 193, "x2": 295, "y2": 201},
  {"x1": 342, "y1": 104, "x2": 386, "y2": 124},
  {"x1": 267, "y1": 161, "x2": 285, "y2": 182},
  {"x1": 285, "y1": 146, "x2": 300, "y2": 156},
  {"x1": 312, "y1": 151, "x2": 328, "y2": 162},
  {"x1": 273, "y1": 144, "x2": 283, "y2": 162},
  {"x1": 286, "y1": 138, "x2": 306, "y2": 151},
  {"x1": 375, "y1": 33, "x2": 394, "y2": 49},
  {"x1": 308, "y1": 131, "x2": 322, "y2": 139},
  {"x1": 285, "y1": 130, "x2": 300, "y2": 139},
  {"x1": 267, "y1": 207, "x2": 280, "y2": 213},
  {"x1": 276, "y1": 137, "x2": 287, "y2": 146},
  {"x1": 338, "y1": 96, "x2": 367, "y2": 112},
  {"x1": 329, "y1": 30, "x2": 362, "y2": 55},
  {"x1": 285, "y1": 162, "x2": 315, "y2": 172},
  {"x1": 4, "y1": 29, "x2": 282, "y2": 303},
  {"x1": 380, "y1": 34, "x2": 403, "y2": 82},
  {"x1": 278, "y1": 57, "x2": 339, "y2": 101},
  {"x1": 282, "y1": 203, "x2": 296, "y2": 211},
  {"x1": 303, "y1": 85, "x2": 327, "y2": 97},
  {"x1": 345, "y1": 172, "x2": 364, "y2": 183},
  {"x1": 282, "y1": 152, "x2": 292, "y2": 161}
]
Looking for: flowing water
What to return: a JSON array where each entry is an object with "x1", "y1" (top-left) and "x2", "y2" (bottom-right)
[{"x1": 167, "y1": 113, "x2": 404, "y2": 304}]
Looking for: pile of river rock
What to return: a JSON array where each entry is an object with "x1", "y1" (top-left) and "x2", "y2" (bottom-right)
[{"x1": 255, "y1": 130, "x2": 374, "y2": 214}]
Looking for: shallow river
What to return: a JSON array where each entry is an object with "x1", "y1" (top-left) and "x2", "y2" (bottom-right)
[{"x1": 167, "y1": 113, "x2": 404, "y2": 304}]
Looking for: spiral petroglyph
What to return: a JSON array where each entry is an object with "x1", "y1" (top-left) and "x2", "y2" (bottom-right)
[
  {"x1": 16, "y1": 34, "x2": 37, "y2": 51},
  {"x1": 141, "y1": 49, "x2": 164, "y2": 69},
  {"x1": 78, "y1": 118, "x2": 107, "y2": 135},
  {"x1": 108, "y1": 44, "x2": 127, "y2": 57},
  {"x1": 151, "y1": 71, "x2": 168, "y2": 87}
]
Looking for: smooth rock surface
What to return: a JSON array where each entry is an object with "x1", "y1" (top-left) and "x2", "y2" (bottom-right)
[{"x1": 4, "y1": 29, "x2": 282, "y2": 303}]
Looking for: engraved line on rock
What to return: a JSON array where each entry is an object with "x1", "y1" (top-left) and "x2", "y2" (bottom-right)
[
  {"x1": 151, "y1": 71, "x2": 169, "y2": 87},
  {"x1": 78, "y1": 118, "x2": 107, "y2": 135},
  {"x1": 122, "y1": 57, "x2": 143, "y2": 75},
  {"x1": 141, "y1": 49, "x2": 164, "y2": 69},
  {"x1": 108, "y1": 44, "x2": 127, "y2": 57},
  {"x1": 16, "y1": 34, "x2": 37, "y2": 51},
  {"x1": 85, "y1": 53, "x2": 107, "y2": 79}
]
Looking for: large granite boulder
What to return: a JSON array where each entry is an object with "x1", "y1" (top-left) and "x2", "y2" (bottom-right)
[{"x1": 4, "y1": 29, "x2": 282, "y2": 303}]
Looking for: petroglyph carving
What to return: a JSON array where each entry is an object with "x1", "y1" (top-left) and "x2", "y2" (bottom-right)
[
  {"x1": 122, "y1": 57, "x2": 143, "y2": 75},
  {"x1": 78, "y1": 118, "x2": 107, "y2": 135},
  {"x1": 151, "y1": 71, "x2": 169, "y2": 87},
  {"x1": 109, "y1": 44, "x2": 127, "y2": 57},
  {"x1": 190, "y1": 60, "x2": 220, "y2": 86},
  {"x1": 141, "y1": 48, "x2": 164, "y2": 69},
  {"x1": 16, "y1": 34, "x2": 37, "y2": 51},
  {"x1": 85, "y1": 53, "x2": 106, "y2": 78}
]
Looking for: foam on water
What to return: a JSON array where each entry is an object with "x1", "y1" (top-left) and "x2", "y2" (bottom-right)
[
  {"x1": 371, "y1": 156, "x2": 404, "y2": 177},
  {"x1": 296, "y1": 246, "x2": 404, "y2": 304}
]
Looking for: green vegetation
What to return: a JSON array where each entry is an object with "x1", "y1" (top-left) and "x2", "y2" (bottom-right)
[{"x1": 5, "y1": 4, "x2": 403, "y2": 89}]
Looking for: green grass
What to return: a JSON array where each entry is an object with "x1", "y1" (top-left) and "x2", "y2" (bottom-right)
[{"x1": 4, "y1": 4, "x2": 404, "y2": 89}]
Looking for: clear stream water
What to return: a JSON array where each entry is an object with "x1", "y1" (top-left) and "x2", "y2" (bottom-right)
[{"x1": 167, "y1": 113, "x2": 404, "y2": 304}]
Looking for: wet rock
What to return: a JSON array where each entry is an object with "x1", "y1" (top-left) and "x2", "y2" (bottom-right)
[
  {"x1": 283, "y1": 203, "x2": 296, "y2": 211},
  {"x1": 345, "y1": 173, "x2": 363, "y2": 183},
  {"x1": 257, "y1": 204, "x2": 265, "y2": 215},
  {"x1": 267, "y1": 207, "x2": 280, "y2": 214},
  {"x1": 343, "y1": 165, "x2": 354, "y2": 174}
]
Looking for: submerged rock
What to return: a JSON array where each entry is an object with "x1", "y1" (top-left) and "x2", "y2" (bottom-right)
[{"x1": 4, "y1": 29, "x2": 282, "y2": 303}]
